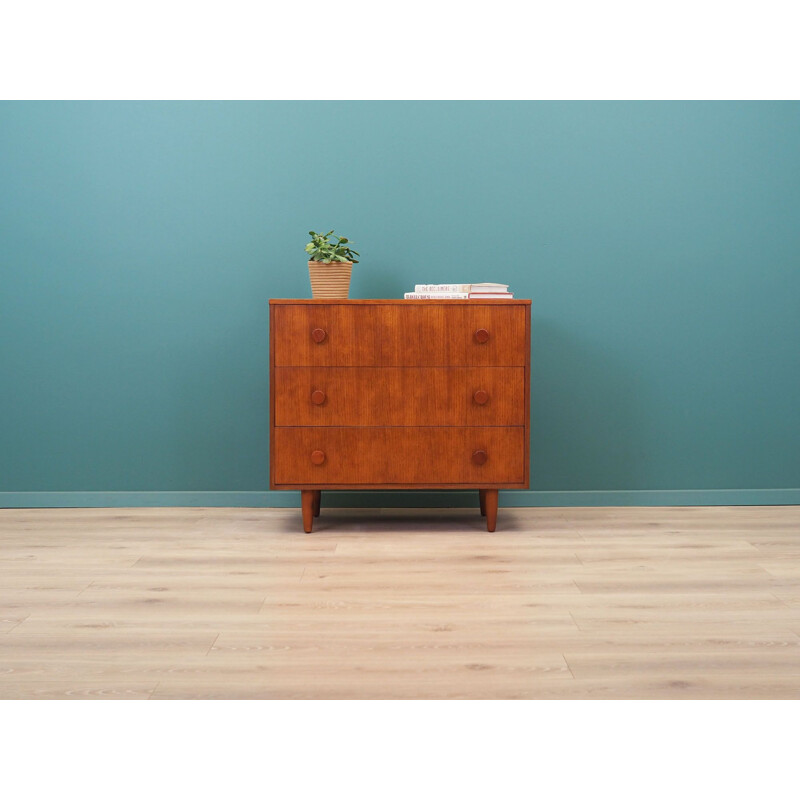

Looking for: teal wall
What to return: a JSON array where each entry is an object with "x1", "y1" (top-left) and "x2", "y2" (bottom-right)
[{"x1": 1, "y1": 102, "x2": 799, "y2": 507}]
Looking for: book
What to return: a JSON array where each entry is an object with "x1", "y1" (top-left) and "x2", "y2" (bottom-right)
[
  {"x1": 414, "y1": 284, "x2": 471, "y2": 293},
  {"x1": 471, "y1": 283, "x2": 510, "y2": 291},
  {"x1": 404, "y1": 292, "x2": 514, "y2": 299},
  {"x1": 405, "y1": 292, "x2": 469, "y2": 299},
  {"x1": 414, "y1": 283, "x2": 509, "y2": 293}
]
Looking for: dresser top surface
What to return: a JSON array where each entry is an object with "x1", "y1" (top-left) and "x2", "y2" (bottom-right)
[{"x1": 270, "y1": 298, "x2": 531, "y2": 305}]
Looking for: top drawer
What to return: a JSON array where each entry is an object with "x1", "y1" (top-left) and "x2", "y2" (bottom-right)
[{"x1": 271, "y1": 302, "x2": 528, "y2": 366}]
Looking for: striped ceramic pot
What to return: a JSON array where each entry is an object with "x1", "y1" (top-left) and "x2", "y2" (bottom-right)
[{"x1": 308, "y1": 261, "x2": 353, "y2": 298}]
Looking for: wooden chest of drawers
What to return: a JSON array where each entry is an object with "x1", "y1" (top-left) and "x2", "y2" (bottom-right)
[{"x1": 269, "y1": 299, "x2": 531, "y2": 532}]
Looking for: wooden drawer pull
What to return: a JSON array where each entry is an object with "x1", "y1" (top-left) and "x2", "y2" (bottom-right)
[
  {"x1": 311, "y1": 328, "x2": 327, "y2": 343},
  {"x1": 310, "y1": 450, "x2": 326, "y2": 465},
  {"x1": 310, "y1": 389, "x2": 326, "y2": 405},
  {"x1": 474, "y1": 328, "x2": 490, "y2": 344},
  {"x1": 473, "y1": 389, "x2": 489, "y2": 405},
  {"x1": 472, "y1": 449, "x2": 488, "y2": 466}
]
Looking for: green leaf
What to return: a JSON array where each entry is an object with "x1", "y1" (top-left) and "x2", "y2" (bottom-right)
[{"x1": 304, "y1": 230, "x2": 360, "y2": 265}]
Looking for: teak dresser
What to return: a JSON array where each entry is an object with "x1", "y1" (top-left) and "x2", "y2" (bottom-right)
[{"x1": 269, "y1": 299, "x2": 531, "y2": 532}]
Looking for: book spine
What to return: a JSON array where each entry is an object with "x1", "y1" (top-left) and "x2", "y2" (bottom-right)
[
  {"x1": 413, "y1": 284, "x2": 471, "y2": 293},
  {"x1": 404, "y1": 292, "x2": 470, "y2": 299}
]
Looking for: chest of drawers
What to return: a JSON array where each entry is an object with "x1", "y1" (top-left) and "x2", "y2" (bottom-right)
[{"x1": 269, "y1": 299, "x2": 531, "y2": 532}]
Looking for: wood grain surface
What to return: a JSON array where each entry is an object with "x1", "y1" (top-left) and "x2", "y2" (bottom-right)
[
  {"x1": 1, "y1": 505, "x2": 799, "y2": 699},
  {"x1": 268, "y1": 300, "x2": 531, "y2": 532},
  {"x1": 271, "y1": 302, "x2": 528, "y2": 366},
  {"x1": 274, "y1": 367, "x2": 525, "y2": 427},
  {"x1": 272, "y1": 426, "x2": 526, "y2": 486}
]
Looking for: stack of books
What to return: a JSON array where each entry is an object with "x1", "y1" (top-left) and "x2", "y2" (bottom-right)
[{"x1": 403, "y1": 283, "x2": 513, "y2": 299}]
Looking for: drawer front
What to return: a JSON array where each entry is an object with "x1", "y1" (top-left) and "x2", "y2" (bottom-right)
[
  {"x1": 464, "y1": 306, "x2": 528, "y2": 366},
  {"x1": 274, "y1": 367, "x2": 525, "y2": 427},
  {"x1": 463, "y1": 367, "x2": 525, "y2": 426},
  {"x1": 272, "y1": 304, "x2": 527, "y2": 366},
  {"x1": 272, "y1": 427, "x2": 525, "y2": 486}
]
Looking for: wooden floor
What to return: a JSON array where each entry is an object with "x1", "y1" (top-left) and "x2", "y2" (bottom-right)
[{"x1": 1, "y1": 505, "x2": 799, "y2": 699}]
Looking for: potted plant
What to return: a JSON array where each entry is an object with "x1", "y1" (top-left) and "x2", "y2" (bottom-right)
[{"x1": 305, "y1": 230, "x2": 360, "y2": 298}]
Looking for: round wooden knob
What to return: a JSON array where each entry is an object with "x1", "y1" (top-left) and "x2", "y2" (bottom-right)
[
  {"x1": 475, "y1": 328, "x2": 490, "y2": 344},
  {"x1": 473, "y1": 390, "x2": 489, "y2": 405},
  {"x1": 472, "y1": 450, "x2": 488, "y2": 466},
  {"x1": 311, "y1": 328, "x2": 327, "y2": 343},
  {"x1": 310, "y1": 450, "x2": 325, "y2": 465},
  {"x1": 311, "y1": 390, "x2": 326, "y2": 405}
]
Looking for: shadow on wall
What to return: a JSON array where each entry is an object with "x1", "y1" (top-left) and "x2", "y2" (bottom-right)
[
  {"x1": 532, "y1": 318, "x2": 647, "y2": 493},
  {"x1": 286, "y1": 266, "x2": 648, "y2": 496},
  {"x1": 313, "y1": 318, "x2": 647, "y2": 508},
  {"x1": 170, "y1": 312, "x2": 647, "y2": 501}
]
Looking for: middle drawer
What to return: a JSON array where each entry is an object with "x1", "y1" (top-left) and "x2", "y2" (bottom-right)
[{"x1": 274, "y1": 367, "x2": 525, "y2": 427}]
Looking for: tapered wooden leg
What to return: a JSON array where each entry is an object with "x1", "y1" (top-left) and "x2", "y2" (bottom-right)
[
  {"x1": 484, "y1": 489, "x2": 498, "y2": 532},
  {"x1": 479, "y1": 490, "x2": 486, "y2": 516},
  {"x1": 301, "y1": 490, "x2": 315, "y2": 533},
  {"x1": 312, "y1": 490, "x2": 321, "y2": 517}
]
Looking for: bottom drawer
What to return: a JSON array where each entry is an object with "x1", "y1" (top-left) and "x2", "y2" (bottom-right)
[{"x1": 272, "y1": 427, "x2": 525, "y2": 487}]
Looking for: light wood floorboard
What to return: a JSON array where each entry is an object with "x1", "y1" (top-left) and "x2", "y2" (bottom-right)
[{"x1": 1, "y1": 505, "x2": 799, "y2": 699}]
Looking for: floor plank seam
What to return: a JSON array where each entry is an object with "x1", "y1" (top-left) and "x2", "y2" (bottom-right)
[
  {"x1": 4, "y1": 617, "x2": 29, "y2": 634},
  {"x1": 567, "y1": 610, "x2": 583, "y2": 632},
  {"x1": 769, "y1": 592, "x2": 795, "y2": 609},
  {"x1": 74, "y1": 581, "x2": 94, "y2": 598},
  {"x1": 562, "y1": 654, "x2": 576, "y2": 679},
  {"x1": 204, "y1": 633, "x2": 221, "y2": 656}
]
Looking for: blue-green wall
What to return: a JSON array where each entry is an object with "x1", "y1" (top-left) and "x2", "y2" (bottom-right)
[{"x1": 1, "y1": 102, "x2": 799, "y2": 507}]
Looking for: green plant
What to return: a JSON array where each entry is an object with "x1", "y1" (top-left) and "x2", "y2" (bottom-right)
[{"x1": 305, "y1": 230, "x2": 360, "y2": 264}]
